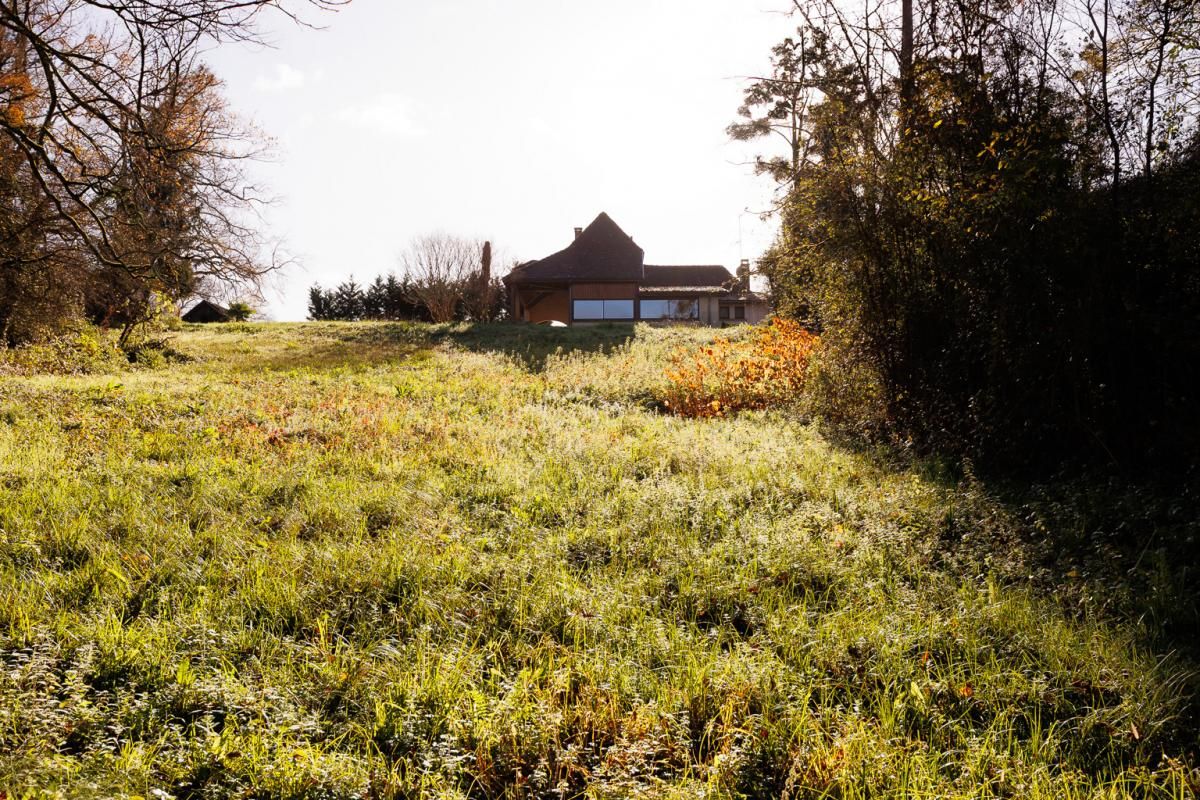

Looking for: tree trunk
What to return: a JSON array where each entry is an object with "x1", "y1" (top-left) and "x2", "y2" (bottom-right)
[{"x1": 900, "y1": 0, "x2": 914, "y2": 128}]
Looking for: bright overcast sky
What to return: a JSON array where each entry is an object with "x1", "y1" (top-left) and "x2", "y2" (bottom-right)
[{"x1": 203, "y1": 1, "x2": 797, "y2": 320}]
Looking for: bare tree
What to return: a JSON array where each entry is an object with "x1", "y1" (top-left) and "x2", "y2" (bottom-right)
[
  {"x1": 0, "y1": 0, "x2": 349, "y2": 342},
  {"x1": 399, "y1": 234, "x2": 481, "y2": 323}
]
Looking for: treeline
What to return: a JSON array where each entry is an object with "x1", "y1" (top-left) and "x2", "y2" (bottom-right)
[
  {"x1": 309, "y1": 235, "x2": 506, "y2": 323},
  {"x1": 737, "y1": 0, "x2": 1200, "y2": 470},
  {"x1": 308, "y1": 276, "x2": 431, "y2": 322},
  {"x1": 0, "y1": 1, "x2": 333, "y2": 347}
]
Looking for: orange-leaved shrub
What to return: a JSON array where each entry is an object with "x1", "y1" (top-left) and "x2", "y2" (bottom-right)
[{"x1": 661, "y1": 318, "x2": 819, "y2": 418}]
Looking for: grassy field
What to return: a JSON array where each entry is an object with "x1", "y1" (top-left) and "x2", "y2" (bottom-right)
[{"x1": 0, "y1": 322, "x2": 1196, "y2": 799}]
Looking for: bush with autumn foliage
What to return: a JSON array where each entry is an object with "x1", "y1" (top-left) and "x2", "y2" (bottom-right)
[{"x1": 661, "y1": 318, "x2": 819, "y2": 418}]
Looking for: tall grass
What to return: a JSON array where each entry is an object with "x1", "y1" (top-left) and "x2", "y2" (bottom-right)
[{"x1": 0, "y1": 322, "x2": 1194, "y2": 799}]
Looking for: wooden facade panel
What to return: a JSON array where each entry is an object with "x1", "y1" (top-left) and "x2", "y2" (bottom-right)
[
  {"x1": 571, "y1": 283, "x2": 638, "y2": 300},
  {"x1": 521, "y1": 289, "x2": 570, "y2": 323}
]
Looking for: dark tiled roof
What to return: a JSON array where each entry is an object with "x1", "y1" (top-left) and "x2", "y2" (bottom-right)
[
  {"x1": 642, "y1": 264, "x2": 735, "y2": 288},
  {"x1": 506, "y1": 212, "x2": 644, "y2": 284}
]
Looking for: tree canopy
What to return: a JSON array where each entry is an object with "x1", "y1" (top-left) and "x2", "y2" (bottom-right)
[
  {"x1": 741, "y1": 0, "x2": 1200, "y2": 469},
  {"x1": 0, "y1": 0, "x2": 348, "y2": 344}
]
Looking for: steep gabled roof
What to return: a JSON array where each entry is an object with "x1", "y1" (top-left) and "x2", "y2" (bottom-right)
[{"x1": 506, "y1": 212, "x2": 644, "y2": 283}]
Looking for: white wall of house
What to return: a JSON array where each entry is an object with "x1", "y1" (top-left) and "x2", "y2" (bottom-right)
[{"x1": 743, "y1": 301, "x2": 771, "y2": 324}]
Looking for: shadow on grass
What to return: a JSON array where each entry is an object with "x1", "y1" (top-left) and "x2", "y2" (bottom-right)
[
  {"x1": 254, "y1": 341, "x2": 435, "y2": 372},
  {"x1": 825, "y1": 418, "x2": 1200, "y2": 664},
  {"x1": 814, "y1": 424, "x2": 1200, "y2": 754},
  {"x1": 806, "y1": 411, "x2": 1200, "y2": 667},
  {"x1": 188, "y1": 322, "x2": 435, "y2": 373},
  {"x1": 984, "y1": 470, "x2": 1200, "y2": 755},
  {"x1": 181, "y1": 320, "x2": 639, "y2": 374},
  {"x1": 429, "y1": 321, "x2": 638, "y2": 372},
  {"x1": 993, "y1": 472, "x2": 1200, "y2": 656}
]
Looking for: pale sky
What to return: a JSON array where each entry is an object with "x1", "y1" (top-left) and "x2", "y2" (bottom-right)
[{"x1": 203, "y1": 1, "x2": 796, "y2": 320}]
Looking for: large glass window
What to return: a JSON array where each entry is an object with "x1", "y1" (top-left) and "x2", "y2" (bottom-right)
[
  {"x1": 573, "y1": 300, "x2": 604, "y2": 320},
  {"x1": 604, "y1": 300, "x2": 634, "y2": 319},
  {"x1": 573, "y1": 299, "x2": 633, "y2": 320},
  {"x1": 640, "y1": 298, "x2": 699, "y2": 320}
]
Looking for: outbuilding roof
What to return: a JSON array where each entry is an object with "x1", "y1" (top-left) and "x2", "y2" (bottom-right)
[{"x1": 181, "y1": 299, "x2": 231, "y2": 323}]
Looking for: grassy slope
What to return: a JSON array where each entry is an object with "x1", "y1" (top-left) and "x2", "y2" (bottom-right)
[{"x1": 0, "y1": 322, "x2": 1195, "y2": 799}]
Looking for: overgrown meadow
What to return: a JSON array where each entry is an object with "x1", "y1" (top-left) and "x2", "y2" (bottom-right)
[{"x1": 0, "y1": 322, "x2": 1196, "y2": 799}]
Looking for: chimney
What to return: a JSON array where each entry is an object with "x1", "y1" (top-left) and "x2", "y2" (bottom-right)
[
  {"x1": 574, "y1": 227, "x2": 583, "y2": 240},
  {"x1": 480, "y1": 241, "x2": 492, "y2": 285},
  {"x1": 737, "y1": 259, "x2": 751, "y2": 292}
]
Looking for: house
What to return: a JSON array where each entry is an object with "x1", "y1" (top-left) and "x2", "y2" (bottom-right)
[
  {"x1": 503, "y1": 213, "x2": 770, "y2": 326},
  {"x1": 181, "y1": 299, "x2": 231, "y2": 323}
]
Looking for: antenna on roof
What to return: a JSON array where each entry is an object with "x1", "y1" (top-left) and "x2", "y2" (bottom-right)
[{"x1": 737, "y1": 208, "x2": 750, "y2": 262}]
